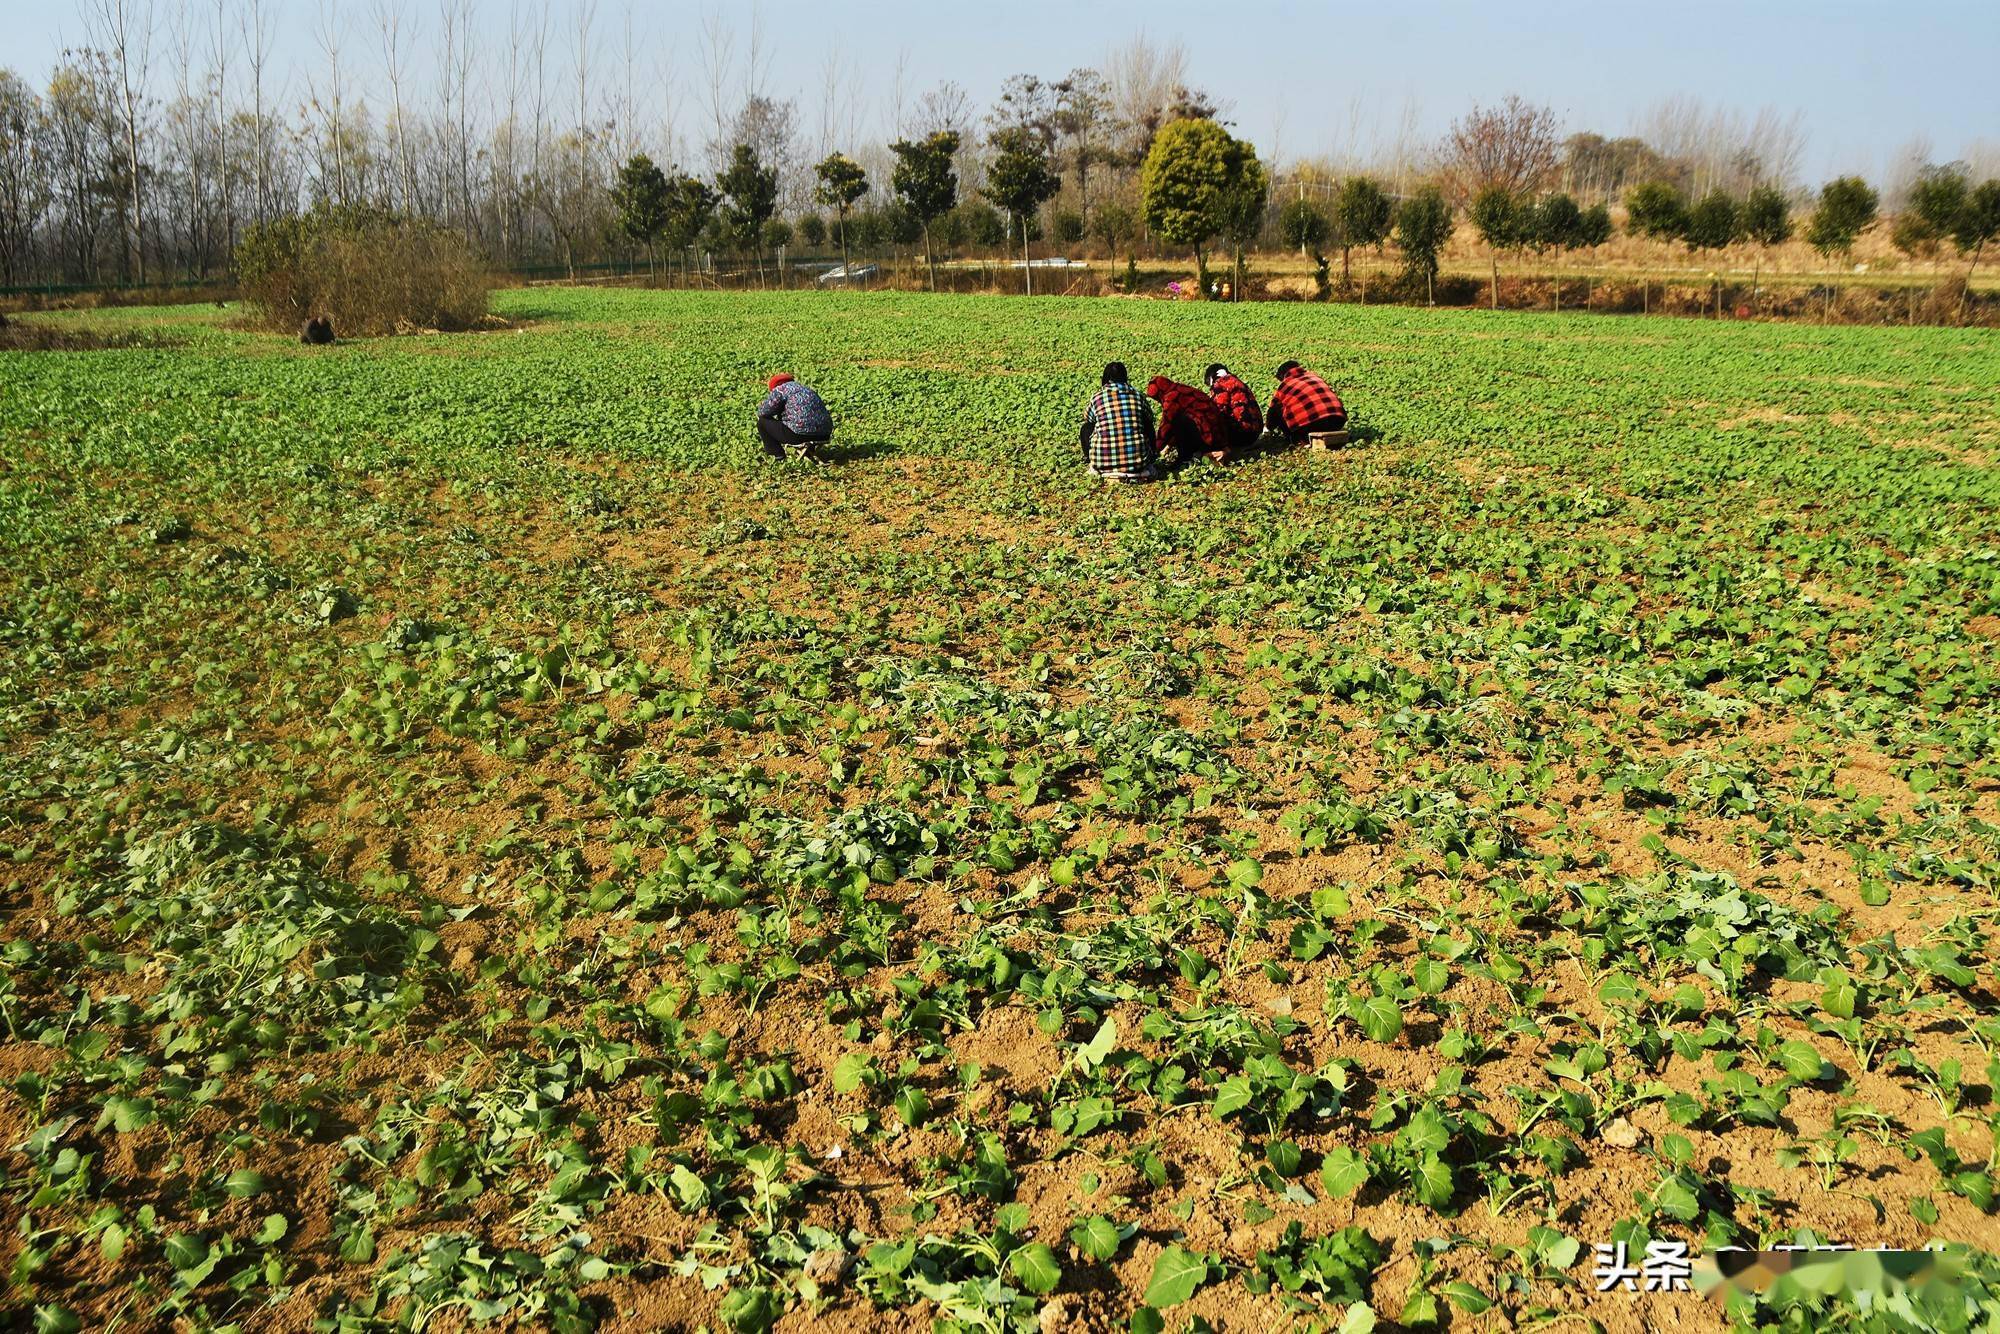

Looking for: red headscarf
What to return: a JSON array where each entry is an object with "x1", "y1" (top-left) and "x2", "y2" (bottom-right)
[{"x1": 767, "y1": 373, "x2": 794, "y2": 390}]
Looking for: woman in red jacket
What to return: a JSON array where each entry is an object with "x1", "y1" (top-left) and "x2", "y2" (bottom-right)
[
  {"x1": 1145, "y1": 374, "x2": 1234, "y2": 466},
  {"x1": 1265, "y1": 361, "x2": 1347, "y2": 444},
  {"x1": 1202, "y1": 363, "x2": 1263, "y2": 452}
]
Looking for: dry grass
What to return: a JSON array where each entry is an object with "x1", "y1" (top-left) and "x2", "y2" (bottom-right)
[
  {"x1": 239, "y1": 214, "x2": 492, "y2": 337},
  {"x1": 0, "y1": 313, "x2": 177, "y2": 351}
]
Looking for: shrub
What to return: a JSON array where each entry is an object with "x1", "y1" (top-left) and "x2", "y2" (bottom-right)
[
  {"x1": 1626, "y1": 180, "x2": 1688, "y2": 240},
  {"x1": 236, "y1": 207, "x2": 490, "y2": 337}
]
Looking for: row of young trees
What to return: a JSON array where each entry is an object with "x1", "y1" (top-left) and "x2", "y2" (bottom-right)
[
  {"x1": 1891, "y1": 166, "x2": 2000, "y2": 285},
  {"x1": 1240, "y1": 164, "x2": 2000, "y2": 313},
  {"x1": 1624, "y1": 171, "x2": 2000, "y2": 299},
  {"x1": 1465, "y1": 190, "x2": 1614, "y2": 308},
  {"x1": 604, "y1": 128, "x2": 1056, "y2": 293}
]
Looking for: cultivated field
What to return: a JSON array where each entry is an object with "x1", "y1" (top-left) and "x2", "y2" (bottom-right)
[{"x1": 2, "y1": 290, "x2": 1998, "y2": 1332}]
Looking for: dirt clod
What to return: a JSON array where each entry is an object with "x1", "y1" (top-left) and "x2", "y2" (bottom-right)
[
  {"x1": 1602, "y1": 1117, "x2": 1643, "y2": 1149},
  {"x1": 804, "y1": 1248, "x2": 852, "y2": 1288}
]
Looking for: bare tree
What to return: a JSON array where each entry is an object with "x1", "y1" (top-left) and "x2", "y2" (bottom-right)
[
  {"x1": 1269, "y1": 92, "x2": 1287, "y2": 182},
  {"x1": 527, "y1": 0, "x2": 549, "y2": 178},
  {"x1": 742, "y1": 0, "x2": 773, "y2": 108},
  {"x1": 526, "y1": 128, "x2": 604, "y2": 276},
  {"x1": 1327, "y1": 94, "x2": 1368, "y2": 177},
  {"x1": 1966, "y1": 138, "x2": 2000, "y2": 186},
  {"x1": 815, "y1": 42, "x2": 863, "y2": 163},
  {"x1": 1103, "y1": 32, "x2": 1188, "y2": 162},
  {"x1": 374, "y1": 0, "x2": 415, "y2": 210},
  {"x1": 570, "y1": 0, "x2": 597, "y2": 133},
  {"x1": 910, "y1": 82, "x2": 969, "y2": 142},
  {"x1": 490, "y1": 0, "x2": 530, "y2": 258},
  {"x1": 651, "y1": 34, "x2": 680, "y2": 166},
  {"x1": 1741, "y1": 107, "x2": 1807, "y2": 190},
  {"x1": 696, "y1": 6, "x2": 733, "y2": 166},
  {"x1": 208, "y1": 0, "x2": 236, "y2": 256},
  {"x1": 304, "y1": 0, "x2": 356, "y2": 208},
  {"x1": 87, "y1": 0, "x2": 155, "y2": 281},
  {"x1": 238, "y1": 0, "x2": 273, "y2": 222},
  {"x1": 437, "y1": 0, "x2": 476, "y2": 233},
  {"x1": 45, "y1": 54, "x2": 118, "y2": 279},
  {"x1": 167, "y1": 0, "x2": 208, "y2": 273},
  {"x1": 492, "y1": 0, "x2": 551, "y2": 262},
  {"x1": 1883, "y1": 135, "x2": 1933, "y2": 213},
  {"x1": 1441, "y1": 95, "x2": 1560, "y2": 202},
  {"x1": 1635, "y1": 96, "x2": 1807, "y2": 196},
  {"x1": 1388, "y1": 95, "x2": 1424, "y2": 196},
  {"x1": 0, "y1": 72, "x2": 52, "y2": 282},
  {"x1": 886, "y1": 48, "x2": 908, "y2": 138}
]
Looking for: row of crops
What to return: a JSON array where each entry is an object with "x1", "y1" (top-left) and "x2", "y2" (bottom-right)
[{"x1": 0, "y1": 291, "x2": 1996, "y2": 1330}]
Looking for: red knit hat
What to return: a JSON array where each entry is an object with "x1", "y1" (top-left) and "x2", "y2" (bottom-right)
[{"x1": 767, "y1": 373, "x2": 794, "y2": 390}]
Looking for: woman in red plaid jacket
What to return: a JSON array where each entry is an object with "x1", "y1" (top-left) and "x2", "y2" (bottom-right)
[
  {"x1": 1144, "y1": 374, "x2": 1234, "y2": 465},
  {"x1": 1264, "y1": 361, "x2": 1347, "y2": 444},
  {"x1": 1202, "y1": 364, "x2": 1263, "y2": 452}
]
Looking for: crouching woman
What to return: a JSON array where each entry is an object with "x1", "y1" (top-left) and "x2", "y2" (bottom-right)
[
  {"x1": 1080, "y1": 362, "x2": 1160, "y2": 483},
  {"x1": 757, "y1": 373, "x2": 834, "y2": 461}
]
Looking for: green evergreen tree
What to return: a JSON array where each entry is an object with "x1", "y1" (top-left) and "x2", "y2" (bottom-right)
[{"x1": 890, "y1": 132, "x2": 961, "y2": 291}]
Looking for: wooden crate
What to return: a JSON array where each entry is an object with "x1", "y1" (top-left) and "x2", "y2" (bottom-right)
[{"x1": 1307, "y1": 430, "x2": 1350, "y2": 450}]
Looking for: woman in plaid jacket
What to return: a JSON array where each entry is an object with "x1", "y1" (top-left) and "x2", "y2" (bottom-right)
[
  {"x1": 1079, "y1": 362, "x2": 1160, "y2": 482},
  {"x1": 1264, "y1": 361, "x2": 1347, "y2": 444}
]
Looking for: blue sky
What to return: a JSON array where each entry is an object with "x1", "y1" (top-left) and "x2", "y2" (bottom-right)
[{"x1": 6, "y1": 0, "x2": 1994, "y2": 181}]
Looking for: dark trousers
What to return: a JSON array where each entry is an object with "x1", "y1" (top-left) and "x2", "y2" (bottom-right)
[
  {"x1": 758, "y1": 416, "x2": 827, "y2": 458},
  {"x1": 1282, "y1": 413, "x2": 1345, "y2": 445},
  {"x1": 1222, "y1": 420, "x2": 1260, "y2": 453},
  {"x1": 1158, "y1": 417, "x2": 1215, "y2": 468}
]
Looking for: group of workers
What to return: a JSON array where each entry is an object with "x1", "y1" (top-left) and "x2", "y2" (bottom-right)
[
  {"x1": 1081, "y1": 360, "x2": 1347, "y2": 482},
  {"x1": 755, "y1": 359, "x2": 1348, "y2": 481}
]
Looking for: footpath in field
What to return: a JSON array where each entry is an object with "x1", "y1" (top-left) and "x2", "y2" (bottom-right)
[{"x1": 1, "y1": 290, "x2": 1997, "y2": 1331}]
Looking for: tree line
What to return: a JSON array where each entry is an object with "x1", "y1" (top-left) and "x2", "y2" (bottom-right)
[{"x1": 0, "y1": 3, "x2": 1995, "y2": 299}]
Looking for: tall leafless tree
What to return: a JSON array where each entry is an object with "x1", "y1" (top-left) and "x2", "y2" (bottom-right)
[
  {"x1": 696, "y1": 6, "x2": 733, "y2": 168},
  {"x1": 1635, "y1": 96, "x2": 1808, "y2": 196},
  {"x1": 1103, "y1": 33, "x2": 1186, "y2": 164},
  {"x1": 374, "y1": 0, "x2": 415, "y2": 211},
  {"x1": 167, "y1": 0, "x2": 208, "y2": 273},
  {"x1": 304, "y1": 0, "x2": 357, "y2": 208},
  {"x1": 208, "y1": 0, "x2": 235, "y2": 257},
  {"x1": 45, "y1": 54, "x2": 116, "y2": 279},
  {"x1": 0, "y1": 72, "x2": 52, "y2": 281},
  {"x1": 88, "y1": 0, "x2": 154, "y2": 280},
  {"x1": 437, "y1": 0, "x2": 475, "y2": 234},
  {"x1": 238, "y1": 0, "x2": 273, "y2": 223}
]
